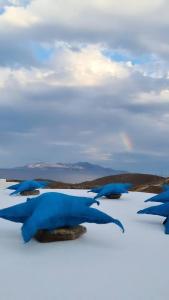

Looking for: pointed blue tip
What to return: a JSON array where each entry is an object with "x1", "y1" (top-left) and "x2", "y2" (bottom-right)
[
  {"x1": 10, "y1": 191, "x2": 17, "y2": 196},
  {"x1": 112, "y1": 218, "x2": 125, "y2": 233}
]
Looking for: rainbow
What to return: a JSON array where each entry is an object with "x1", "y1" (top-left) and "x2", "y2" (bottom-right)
[{"x1": 120, "y1": 132, "x2": 133, "y2": 151}]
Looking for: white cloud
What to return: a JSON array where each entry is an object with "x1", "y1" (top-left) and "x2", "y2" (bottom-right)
[
  {"x1": 0, "y1": 6, "x2": 39, "y2": 27},
  {"x1": 137, "y1": 89, "x2": 169, "y2": 104},
  {"x1": 0, "y1": 45, "x2": 131, "y2": 89}
]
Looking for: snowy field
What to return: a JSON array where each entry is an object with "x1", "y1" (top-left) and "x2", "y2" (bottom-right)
[{"x1": 0, "y1": 185, "x2": 169, "y2": 300}]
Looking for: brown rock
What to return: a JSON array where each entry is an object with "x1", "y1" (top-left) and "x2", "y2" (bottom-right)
[
  {"x1": 20, "y1": 190, "x2": 40, "y2": 196},
  {"x1": 106, "y1": 194, "x2": 121, "y2": 199},
  {"x1": 35, "y1": 225, "x2": 87, "y2": 243}
]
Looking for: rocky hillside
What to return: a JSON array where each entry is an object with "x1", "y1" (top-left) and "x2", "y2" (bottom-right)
[{"x1": 7, "y1": 173, "x2": 167, "y2": 193}]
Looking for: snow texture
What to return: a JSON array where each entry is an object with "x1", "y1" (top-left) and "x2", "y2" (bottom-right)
[{"x1": 0, "y1": 185, "x2": 168, "y2": 300}]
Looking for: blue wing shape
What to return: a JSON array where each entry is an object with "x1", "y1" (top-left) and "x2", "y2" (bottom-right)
[{"x1": 145, "y1": 190, "x2": 169, "y2": 203}]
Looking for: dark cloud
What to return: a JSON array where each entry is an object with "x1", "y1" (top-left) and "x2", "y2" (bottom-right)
[{"x1": 0, "y1": 66, "x2": 169, "y2": 174}]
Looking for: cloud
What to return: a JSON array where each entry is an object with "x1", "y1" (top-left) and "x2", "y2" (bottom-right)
[
  {"x1": 0, "y1": 0, "x2": 169, "y2": 61},
  {"x1": 0, "y1": 6, "x2": 39, "y2": 27},
  {"x1": 0, "y1": 1, "x2": 169, "y2": 174}
]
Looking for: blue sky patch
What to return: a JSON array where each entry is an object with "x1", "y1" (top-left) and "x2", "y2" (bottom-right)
[
  {"x1": 0, "y1": 7, "x2": 5, "y2": 15},
  {"x1": 31, "y1": 44, "x2": 54, "y2": 62},
  {"x1": 102, "y1": 49, "x2": 152, "y2": 65}
]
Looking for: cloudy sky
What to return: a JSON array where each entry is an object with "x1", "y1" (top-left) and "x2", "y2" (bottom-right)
[{"x1": 0, "y1": 0, "x2": 169, "y2": 174}]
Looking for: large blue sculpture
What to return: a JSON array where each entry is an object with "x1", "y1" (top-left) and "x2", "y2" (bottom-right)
[
  {"x1": 137, "y1": 203, "x2": 169, "y2": 234},
  {"x1": 0, "y1": 192, "x2": 124, "y2": 242},
  {"x1": 9, "y1": 180, "x2": 47, "y2": 195},
  {"x1": 89, "y1": 183, "x2": 132, "y2": 194},
  {"x1": 93, "y1": 183, "x2": 131, "y2": 199},
  {"x1": 144, "y1": 190, "x2": 169, "y2": 204}
]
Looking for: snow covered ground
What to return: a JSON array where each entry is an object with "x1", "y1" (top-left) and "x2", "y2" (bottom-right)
[{"x1": 0, "y1": 186, "x2": 169, "y2": 300}]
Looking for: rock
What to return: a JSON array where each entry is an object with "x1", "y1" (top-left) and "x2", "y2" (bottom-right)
[
  {"x1": 106, "y1": 194, "x2": 121, "y2": 199},
  {"x1": 35, "y1": 225, "x2": 87, "y2": 243},
  {"x1": 20, "y1": 190, "x2": 40, "y2": 196}
]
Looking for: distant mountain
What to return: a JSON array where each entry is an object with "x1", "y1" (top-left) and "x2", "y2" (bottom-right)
[{"x1": 0, "y1": 162, "x2": 126, "y2": 183}]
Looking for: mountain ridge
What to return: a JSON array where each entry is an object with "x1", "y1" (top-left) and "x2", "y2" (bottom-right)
[{"x1": 0, "y1": 161, "x2": 126, "y2": 183}]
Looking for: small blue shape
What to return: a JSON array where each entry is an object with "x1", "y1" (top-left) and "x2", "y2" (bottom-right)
[
  {"x1": 89, "y1": 183, "x2": 132, "y2": 194},
  {"x1": 94, "y1": 183, "x2": 131, "y2": 199},
  {"x1": 137, "y1": 202, "x2": 169, "y2": 234},
  {"x1": 0, "y1": 192, "x2": 124, "y2": 242},
  {"x1": 144, "y1": 190, "x2": 169, "y2": 203},
  {"x1": 10, "y1": 180, "x2": 47, "y2": 195},
  {"x1": 7, "y1": 183, "x2": 21, "y2": 190}
]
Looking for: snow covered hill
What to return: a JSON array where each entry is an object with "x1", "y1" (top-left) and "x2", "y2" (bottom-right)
[{"x1": 0, "y1": 187, "x2": 168, "y2": 300}]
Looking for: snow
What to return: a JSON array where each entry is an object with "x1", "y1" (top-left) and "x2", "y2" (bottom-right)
[{"x1": 0, "y1": 186, "x2": 169, "y2": 300}]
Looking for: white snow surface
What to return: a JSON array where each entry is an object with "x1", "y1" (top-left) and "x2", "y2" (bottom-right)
[{"x1": 0, "y1": 187, "x2": 168, "y2": 300}]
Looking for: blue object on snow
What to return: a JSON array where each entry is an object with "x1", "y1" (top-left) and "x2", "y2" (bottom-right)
[
  {"x1": 89, "y1": 183, "x2": 132, "y2": 194},
  {"x1": 7, "y1": 183, "x2": 21, "y2": 190},
  {"x1": 144, "y1": 190, "x2": 169, "y2": 203},
  {"x1": 137, "y1": 203, "x2": 169, "y2": 234},
  {"x1": 8, "y1": 181, "x2": 48, "y2": 191},
  {"x1": 94, "y1": 183, "x2": 131, "y2": 199},
  {"x1": 162, "y1": 184, "x2": 169, "y2": 192},
  {"x1": 88, "y1": 186, "x2": 103, "y2": 193},
  {"x1": 0, "y1": 192, "x2": 124, "y2": 242},
  {"x1": 9, "y1": 180, "x2": 47, "y2": 195}
]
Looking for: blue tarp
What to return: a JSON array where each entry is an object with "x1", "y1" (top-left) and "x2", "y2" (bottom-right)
[
  {"x1": 93, "y1": 183, "x2": 132, "y2": 199},
  {"x1": 9, "y1": 180, "x2": 48, "y2": 195},
  {"x1": 138, "y1": 203, "x2": 169, "y2": 234},
  {"x1": 89, "y1": 183, "x2": 132, "y2": 194},
  {"x1": 144, "y1": 190, "x2": 169, "y2": 203},
  {"x1": 0, "y1": 192, "x2": 124, "y2": 242}
]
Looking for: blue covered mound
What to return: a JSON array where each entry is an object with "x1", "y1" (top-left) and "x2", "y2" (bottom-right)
[
  {"x1": 89, "y1": 183, "x2": 132, "y2": 194},
  {"x1": 162, "y1": 184, "x2": 169, "y2": 192},
  {"x1": 9, "y1": 180, "x2": 47, "y2": 195},
  {"x1": 144, "y1": 190, "x2": 169, "y2": 203},
  {"x1": 138, "y1": 203, "x2": 169, "y2": 234},
  {"x1": 0, "y1": 192, "x2": 124, "y2": 242},
  {"x1": 94, "y1": 183, "x2": 131, "y2": 199}
]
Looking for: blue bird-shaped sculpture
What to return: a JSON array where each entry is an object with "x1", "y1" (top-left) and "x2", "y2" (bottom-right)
[
  {"x1": 9, "y1": 180, "x2": 47, "y2": 195},
  {"x1": 8, "y1": 181, "x2": 48, "y2": 191},
  {"x1": 94, "y1": 183, "x2": 131, "y2": 200},
  {"x1": 88, "y1": 183, "x2": 132, "y2": 194},
  {"x1": 137, "y1": 202, "x2": 169, "y2": 234},
  {"x1": 0, "y1": 192, "x2": 124, "y2": 242},
  {"x1": 144, "y1": 190, "x2": 169, "y2": 204}
]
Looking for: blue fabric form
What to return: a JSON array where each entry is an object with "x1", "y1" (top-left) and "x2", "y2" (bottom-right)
[
  {"x1": 7, "y1": 183, "x2": 21, "y2": 190},
  {"x1": 89, "y1": 183, "x2": 132, "y2": 194},
  {"x1": 0, "y1": 192, "x2": 124, "y2": 242},
  {"x1": 94, "y1": 183, "x2": 131, "y2": 199},
  {"x1": 137, "y1": 203, "x2": 169, "y2": 234},
  {"x1": 9, "y1": 180, "x2": 47, "y2": 195},
  {"x1": 162, "y1": 184, "x2": 169, "y2": 192},
  {"x1": 144, "y1": 190, "x2": 169, "y2": 203}
]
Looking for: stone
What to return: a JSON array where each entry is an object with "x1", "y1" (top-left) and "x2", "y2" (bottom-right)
[
  {"x1": 106, "y1": 194, "x2": 121, "y2": 199},
  {"x1": 35, "y1": 225, "x2": 87, "y2": 243},
  {"x1": 20, "y1": 190, "x2": 40, "y2": 196}
]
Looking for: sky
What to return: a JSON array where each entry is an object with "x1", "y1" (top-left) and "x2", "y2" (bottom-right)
[{"x1": 0, "y1": 0, "x2": 169, "y2": 175}]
